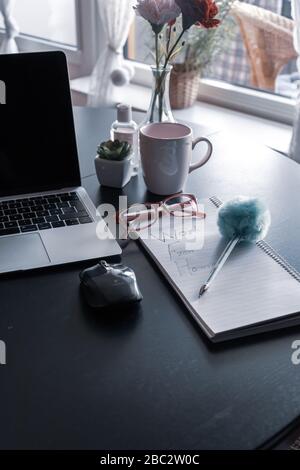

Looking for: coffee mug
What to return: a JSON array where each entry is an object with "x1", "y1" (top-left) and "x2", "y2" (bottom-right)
[{"x1": 140, "y1": 122, "x2": 213, "y2": 195}]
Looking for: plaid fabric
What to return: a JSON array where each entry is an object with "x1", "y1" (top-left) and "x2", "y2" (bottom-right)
[{"x1": 206, "y1": 1, "x2": 284, "y2": 86}]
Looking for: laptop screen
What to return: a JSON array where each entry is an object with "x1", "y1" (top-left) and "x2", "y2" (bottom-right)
[{"x1": 0, "y1": 52, "x2": 81, "y2": 198}]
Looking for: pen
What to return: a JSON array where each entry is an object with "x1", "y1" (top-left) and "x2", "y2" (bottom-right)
[{"x1": 199, "y1": 237, "x2": 240, "y2": 297}]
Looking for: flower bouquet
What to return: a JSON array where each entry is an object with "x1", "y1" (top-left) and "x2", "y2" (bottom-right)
[{"x1": 135, "y1": 0, "x2": 222, "y2": 121}]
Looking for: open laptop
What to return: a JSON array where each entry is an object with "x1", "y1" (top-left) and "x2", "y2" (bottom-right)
[{"x1": 0, "y1": 51, "x2": 121, "y2": 274}]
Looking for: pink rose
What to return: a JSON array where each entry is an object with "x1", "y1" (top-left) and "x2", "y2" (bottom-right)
[{"x1": 135, "y1": 0, "x2": 181, "y2": 30}]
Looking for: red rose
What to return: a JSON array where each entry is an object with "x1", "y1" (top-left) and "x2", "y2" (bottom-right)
[
  {"x1": 175, "y1": 0, "x2": 220, "y2": 31},
  {"x1": 197, "y1": 0, "x2": 220, "y2": 28}
]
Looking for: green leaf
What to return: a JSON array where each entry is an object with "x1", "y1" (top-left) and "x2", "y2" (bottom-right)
[{"x1": 97, "y1": 139, "x2": 132, "y2": 161}]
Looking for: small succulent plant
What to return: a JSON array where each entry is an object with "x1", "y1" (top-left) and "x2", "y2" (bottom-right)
[{"x1": 97, "y1": 140, "x2": 132, "y2": 161}]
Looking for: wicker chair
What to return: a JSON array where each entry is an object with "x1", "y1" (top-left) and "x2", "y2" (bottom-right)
[{"x1": 232, "y1": 1, "x2": 298, "y2": 91}]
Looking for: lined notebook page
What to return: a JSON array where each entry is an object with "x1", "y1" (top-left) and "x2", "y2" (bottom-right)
[{"x1": 140, "y1": 199, "x2": 300, "y2": 337}]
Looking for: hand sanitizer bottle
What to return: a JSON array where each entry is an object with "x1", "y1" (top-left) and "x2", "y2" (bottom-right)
[{"x1": 111, "y1": 104, "x2": 139, "y2": 175}]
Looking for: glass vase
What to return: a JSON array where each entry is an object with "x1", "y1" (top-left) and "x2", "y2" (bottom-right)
[{"x1": 144, "y1": 65, "x2": 176, "y2": 124}]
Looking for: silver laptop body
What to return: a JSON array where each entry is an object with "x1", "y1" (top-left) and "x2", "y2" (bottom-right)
[{"x1": 0, "y1": 52, "x2": 121, "y2": 274}]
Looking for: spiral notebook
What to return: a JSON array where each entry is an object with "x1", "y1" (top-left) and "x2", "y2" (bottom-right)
[{"x1": 139, "y1": 197, "x2": 300, "y2": 342}]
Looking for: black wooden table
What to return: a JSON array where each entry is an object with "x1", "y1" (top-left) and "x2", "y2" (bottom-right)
[{"x1": 0, "y1": 107, "x2": 300, "y2": 450}]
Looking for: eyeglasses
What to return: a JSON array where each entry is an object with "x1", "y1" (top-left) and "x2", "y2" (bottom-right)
[{"x1": 118, "y1": 194, "x2": 206, "y2": 234}]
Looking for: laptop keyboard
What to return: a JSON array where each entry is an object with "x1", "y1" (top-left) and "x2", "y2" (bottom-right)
[{"x1": 0, "y1": 192, "x2": 93, "y2": 237}]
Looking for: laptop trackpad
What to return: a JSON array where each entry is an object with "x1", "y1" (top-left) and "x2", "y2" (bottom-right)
[{"x1": 0, "y1": 233, "x2": 50, "y2": 272}]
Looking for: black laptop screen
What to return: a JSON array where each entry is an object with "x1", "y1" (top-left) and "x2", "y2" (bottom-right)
[{"x1": 0, "y1": 52, "x2": 81, "y2": 197}]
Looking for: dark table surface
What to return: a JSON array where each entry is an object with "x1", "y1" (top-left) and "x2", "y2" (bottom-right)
[{"x1": 1, "y1": 106, "x2": 300, "y2": 450}]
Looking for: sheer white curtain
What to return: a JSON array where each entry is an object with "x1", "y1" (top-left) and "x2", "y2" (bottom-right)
[
  {"x1": 88, "y1": 0, "x2": 135, "y2": 107},
  {"x1": 290, "y1": 0, "x2": 300, "y2": 162},
  {"x1": 0, "y1": 0, "x2": 19, "y2": 54}
]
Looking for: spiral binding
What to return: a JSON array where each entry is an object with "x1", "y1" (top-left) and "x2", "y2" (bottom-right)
[
  {"x1": 209, "y1": 196, "x2": 223, "y2": 209},
  {"x1": 209, "y1": 196, "x2": 300, "y2": 284},
  {"x1": 257, "y1": 240, "x2": 300, "y2": 283}
]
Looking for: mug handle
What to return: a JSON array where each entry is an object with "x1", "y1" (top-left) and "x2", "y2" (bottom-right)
[{"x1": 189, "y1": 137, "x2": 213, "y2": 174}]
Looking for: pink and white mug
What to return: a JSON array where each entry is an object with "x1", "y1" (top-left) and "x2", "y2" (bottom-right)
[{"x1": 140, "y1": 122, "x2": 213, "y2": 195}]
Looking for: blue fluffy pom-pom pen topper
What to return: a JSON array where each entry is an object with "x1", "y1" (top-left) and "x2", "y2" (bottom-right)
[{"x1": 199, "y1": 196, "x2": 271, "y2": 297}]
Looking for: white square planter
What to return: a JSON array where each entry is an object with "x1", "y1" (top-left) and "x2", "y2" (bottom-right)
[{"x1": 95, "y1": 155, "x2": 133, "y2": 189}]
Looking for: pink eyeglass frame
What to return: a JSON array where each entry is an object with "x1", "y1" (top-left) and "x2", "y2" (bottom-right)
[{"x1": 117, "y1": 193, "x2": 206, "y2": 232}]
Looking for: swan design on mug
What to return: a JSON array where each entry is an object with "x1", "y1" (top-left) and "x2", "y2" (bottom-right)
[{"x1": 157, "y1": 142, "x2": 179, "y2": 176}]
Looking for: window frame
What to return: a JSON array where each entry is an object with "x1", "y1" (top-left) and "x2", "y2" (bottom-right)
[
  {"x1": 0, "y1": 0, "x2": 98, "y2": 78},
  {"x1": 197, "y1": 79, "x2": 296, "y2": 125},
  {"x1": 128, "y1": 60, "x2": 295, "y2": 125}
]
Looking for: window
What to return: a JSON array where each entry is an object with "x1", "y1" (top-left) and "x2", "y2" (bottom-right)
[
  {"x1": 0, "y1": 0, "x2": 98, "y2": 77},
  {"x1": 0, "y1": 0, "x2": 78, "y2": 48},
  {"x1": 204, "y1": 0, "x2": 297, "y2": 100},
  {"x1": 126, "y1": 0, "x2": 297, "y2": 123}
]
